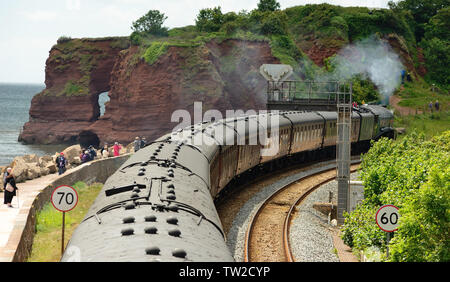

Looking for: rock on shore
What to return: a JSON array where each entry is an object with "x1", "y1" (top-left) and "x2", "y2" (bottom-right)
[{"x1": 1, "y1": 142, "x2": 134, "y2": 184}]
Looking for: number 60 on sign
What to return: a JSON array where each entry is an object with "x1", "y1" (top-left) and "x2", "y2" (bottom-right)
[{"x1": 376, "y1": 205, "x2": 400, "y2": 232}]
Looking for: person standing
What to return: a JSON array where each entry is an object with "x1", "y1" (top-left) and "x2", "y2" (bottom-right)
[
  {"x1": 101, "y1": 144, "x2": 109, "y2": 158},
  {"x1": 140, "y1": 137, "x2": 146, "y2": 149},
  {"x1": 435, "y1": 100, "x2": 439, "y2": 112},
  {"x1": 56, "y1": 152, "x2": 67, "y2": 175},
  {"x1": 4, "y1": 168, "x2": 18, "y2": 208},
  {"x1": 81, "y1": 150, "x2": 91, "y2": 163},
  {"x1": 113, "y1": 142, "x2": 122, "y2": 157},
  {"x1": 429, "y1": 101, "x2": 433, "y2": 113},
  {"x1": 134, "y1": 137, "x2": 141, "y2": 152},
  {"x1": 2, "y1": 168, "x2": 9, "y2": 192}
]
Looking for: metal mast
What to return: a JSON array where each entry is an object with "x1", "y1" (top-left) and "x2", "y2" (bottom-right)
[{"x1": 336, "y1": 82, "x2": 352, "y2": 225}]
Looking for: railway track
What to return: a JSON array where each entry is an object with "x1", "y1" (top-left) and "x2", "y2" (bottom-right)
[{"x1": 243, "y1": 163, "x2": 360, "y2": 262}]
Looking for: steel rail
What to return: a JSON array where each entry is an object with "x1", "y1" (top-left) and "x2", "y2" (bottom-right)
[{"x1": 244, "y1": 160, "x2": 361, "y2": 262}]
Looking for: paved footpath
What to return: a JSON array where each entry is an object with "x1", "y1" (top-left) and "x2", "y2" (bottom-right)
[
  {"x1": 332, "y1": 230, "x2": 359, "y2": 262},
  {"x1": 0, "y1": 172, "x2": 62, "y2": 262}
]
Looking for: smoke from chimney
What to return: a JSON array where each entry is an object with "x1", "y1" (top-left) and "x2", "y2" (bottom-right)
[{"x1": 319, "y1": 36, "x2": 404, "y2": 103}]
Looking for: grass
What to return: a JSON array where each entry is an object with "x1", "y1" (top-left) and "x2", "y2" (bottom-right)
[
  {"x1": 142, "y1": 41, "x2": 169, "y2": 65},
  {"x1": 394, "y1": 110, "x2": 450, "y2": 140},
  {"x1": 27, "y1": 181, "x2": 103, "y2": 262},
  {"x1": 397, "y1": 80, "x2": 449, "y2": 111}
]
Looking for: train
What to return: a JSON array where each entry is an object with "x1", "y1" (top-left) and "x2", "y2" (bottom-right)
[{"x1": 61, "y1": 105, "x2": 394, "y2": 262}]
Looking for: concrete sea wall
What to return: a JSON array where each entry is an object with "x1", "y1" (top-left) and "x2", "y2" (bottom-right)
[{"x1": 11, "y1": 154, "x2": 130, "y2": 262}]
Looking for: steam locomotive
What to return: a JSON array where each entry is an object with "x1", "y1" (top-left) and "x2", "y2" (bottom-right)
[{"x1": 62, "y1": 105, "x2": 394, "y2": 262}]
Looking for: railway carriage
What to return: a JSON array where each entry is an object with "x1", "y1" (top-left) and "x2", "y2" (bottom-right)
[{"x1": 62, "y1": 105, "x2": 394, "y2": 262}]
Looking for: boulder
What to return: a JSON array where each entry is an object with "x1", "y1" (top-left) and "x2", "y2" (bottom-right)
[
  {"x1": 26, "y1": 164, "x2": 41, "y2": 180},
  {"x1": 38, "y1": 155, "x2": 53, "y2": 167},
  {"x1": 73, "y1": 156, "x2": 82, "y2": 165},
  {"x1": 0, "y1": 166, "x2": 5, "y2": 189},
  {"x1": 40, "y1": 166, "x2": 50, "y2": 176},
  {"x1": 62, "y1": 145, "x2": 82, "y2": 164},
  {"x1": 46, "y1": 163, "x2": 57, "y2": 174},
  {"x1": 22, "y1": 154, "x2": 39, "y2": 163},
  {"x1": 11, "y1": 157, "x2": 31, "y2": 182},
  {"x1": 126, "y1": 142, "x2": 134, "y2": 153}
]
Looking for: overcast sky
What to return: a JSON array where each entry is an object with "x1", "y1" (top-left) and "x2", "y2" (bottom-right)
[{"x1": 0, "y1": 0, "x2": 397, "y2": 84}]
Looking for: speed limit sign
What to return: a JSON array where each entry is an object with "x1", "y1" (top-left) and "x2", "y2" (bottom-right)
[
  {"x1": 376, "y1": 205, "x2": 400, "y2": 232},
  {"x1": 51, "y1": 185, "x2": 78, "y2": 257},
  {"x1": 51, "y1": 185, "x2": 78, "y2": 212}
]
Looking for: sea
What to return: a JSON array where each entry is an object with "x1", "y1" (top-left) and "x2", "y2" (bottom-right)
[{"x1": 0, "y1": 83, "x2": 108, "y2": 166}]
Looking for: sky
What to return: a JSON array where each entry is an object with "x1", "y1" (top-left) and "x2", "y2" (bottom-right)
[{"x1": 0, "y1": 0, "x2": 398, "y2": 84}]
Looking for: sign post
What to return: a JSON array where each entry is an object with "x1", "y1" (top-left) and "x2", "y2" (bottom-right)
[
  {"x1": 51, "y1": 185, "x2": 78, "y2": 257},
  {"x1": 375, "y1": 205, "x2": 400, "y2": 259}
]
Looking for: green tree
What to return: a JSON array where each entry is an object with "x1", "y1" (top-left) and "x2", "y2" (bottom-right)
[
  {"x1": 131, "y1": 10, "x2": 168, "y2": 36},
  {"x1": 390, "y1": 165, "x2": 450, "y2": 262},
  {"x1": 421, "y1": 37, "x2": 450, "y2": 85},
  {"x1": 257, "y1": 0, "x2": 281, "y2": 12},
  {"x1": 424, "y1": 7, "x2": 450, "y2": 40},
  {"x1": 388, "y1": 0, "x2": 449, "y2": 40},
  {"x1": 260, "y1": 11, "x2": 288, "y2": 35},
  {"x1": 195, "y1": 7, "x2": 224, "y2": 32}
]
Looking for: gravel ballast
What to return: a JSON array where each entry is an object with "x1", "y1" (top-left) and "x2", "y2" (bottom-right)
[
  {"x1": 224, "y1": 160, "x2": 359, "y2": 262},
  {"x1": 289, "y1": 172, "x2": 360, "y2": 262}
]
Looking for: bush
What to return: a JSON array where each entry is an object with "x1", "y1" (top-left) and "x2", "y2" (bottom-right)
[
  {"x1": 195, "y1": 7, "x2": 224, "y2": 32},
  {"x1": 422, "y1": 37, "x2": 450, "y2": 85},
  {"x1": 131, "y1": 10, "x2": 169, "y2": 36},
  {"x1": 130, "y1": 31, "x2": 142, "y2": 45},
  {"x1": 142, "y1": 42, "x2": 169, "y2": 65},
  {"x1": 57, "y1": 36, "x2": 72, "y2": 44},
  {"x1": 261, "y1": 11, "x2": 288, "y2": 35},
  {"x1": 257, "y1": 0, "x2": 281, "y2": 12},
  {"x1": 341, "y1": 131, "x2": 450, "y2": 261}
]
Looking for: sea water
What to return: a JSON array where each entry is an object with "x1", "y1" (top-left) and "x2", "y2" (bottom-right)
[{"x1": 0, "y1": 83, "x2": 67, "y2": 166}]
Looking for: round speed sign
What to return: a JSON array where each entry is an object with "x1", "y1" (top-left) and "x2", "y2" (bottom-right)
[
  {"x1": 51, "y1": 185, "x2": 78, "y2": 212},
  {"x1": 376, "y1": 205, "x2": 400, "y2": 232}
]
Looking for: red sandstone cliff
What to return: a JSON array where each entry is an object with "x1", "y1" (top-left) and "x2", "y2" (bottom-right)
[
  {"x1": 19, "y1": 38, "x2": 130, "y2": 145},
  {"x1": 20, "y1": 38, "x2": 279, "y2": 146},
  {"x1": 20, "y1": 34, "x2": 422, "y2": 147}
]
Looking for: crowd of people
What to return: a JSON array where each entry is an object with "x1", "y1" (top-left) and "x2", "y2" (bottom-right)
[{"x1": 2, "y1": 137, "x2": 148, "y2": 207}]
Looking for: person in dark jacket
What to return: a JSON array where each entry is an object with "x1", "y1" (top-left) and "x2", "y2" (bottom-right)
[
  {"x1": 2, "y1": 167, "x2": 9, "y2": 192},
  {"x1": 88, "y1": 145, "x2": 97, "y2": 160},
  {"x1": 56, "y1": 152, "x2": 68, "y2": 175},
  {"x1": 134, "y1": 137, "x2": 141, "y2": 152},
  {"x1": 81, "y1": 150, "x2": 91, "y2": 163},
  {"x1": 140, "y1": 137, "x2": 146, "y2": 149},
  {"x1": 4, "y1": 168, "x2": 18, "y2": 208}
]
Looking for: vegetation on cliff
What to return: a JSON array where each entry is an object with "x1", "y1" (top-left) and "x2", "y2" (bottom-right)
[
  {"x1": 42, "y1": 37, "x2": 130, "y2": 97},
  {"x1": 125, "y1": 0, "x2": 448, "y2": 104}
]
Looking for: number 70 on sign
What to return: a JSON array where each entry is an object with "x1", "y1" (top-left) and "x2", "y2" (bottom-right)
[{"x1": 51, "y1": 185, "x2": 78, "y2": 212}]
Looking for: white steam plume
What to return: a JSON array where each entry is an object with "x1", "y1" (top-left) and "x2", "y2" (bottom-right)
[{"x1": 323, "y1": 36, "x2": 404, "y2": 102}]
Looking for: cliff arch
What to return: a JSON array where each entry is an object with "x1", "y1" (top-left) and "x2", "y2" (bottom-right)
[{"x1": 79, "y1": 130, "x2": 100, "y2": 148}]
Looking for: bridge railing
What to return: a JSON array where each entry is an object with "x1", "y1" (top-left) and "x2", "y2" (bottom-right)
[{"x1": 267, "y1": 80, "x2": 352, "y2": 107}]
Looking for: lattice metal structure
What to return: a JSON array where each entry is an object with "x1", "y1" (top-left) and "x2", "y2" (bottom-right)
[
  {"x1": 259, "y1": 65, "x2": 353, "y2": 224},
  {"x1": 336, "y1": 82, "x2": 352, "y2": 225},
  {"x1": 265, "y1": 80, "x2": 344, "y2": 111}
]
